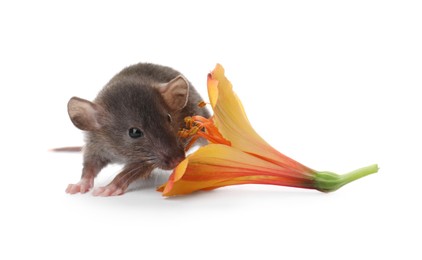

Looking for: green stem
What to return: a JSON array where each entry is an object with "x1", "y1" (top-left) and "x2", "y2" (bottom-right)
[{"x1": 314, "y1": 164, "x2": 379, "y2": 192}]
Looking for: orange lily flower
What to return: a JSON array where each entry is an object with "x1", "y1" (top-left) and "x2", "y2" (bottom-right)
[{"x1": 158, "y1": 64, "x2": 378, "y2": 196}]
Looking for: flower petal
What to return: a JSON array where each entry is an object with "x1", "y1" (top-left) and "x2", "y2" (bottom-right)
[
  {"x1": 208, "y1": 64, "x2": 312, "y2": 173},
  {"x1": 158, "y1": 144, "x2": 315, "y2": 196}
]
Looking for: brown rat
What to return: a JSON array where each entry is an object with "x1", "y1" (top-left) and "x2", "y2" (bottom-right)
[{"x1": 65, "y1": 63, "x2": 210, "y2": 196}]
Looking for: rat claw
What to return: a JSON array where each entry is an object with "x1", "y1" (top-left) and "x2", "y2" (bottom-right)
[
  {"x1": 92, "y1": 187, "x2": 106, "y2": 196},
  {"x1": 111, "y1": 188, "x2": 124, "y2": 196},
  {"x1": 66, "y1": 178, "x2": 94, "y2": 194},
  {"x1": 65, "y1": 184, "x2": 75, "y2": 194},
  {"x1": 102, "y1": 188, "x2": 113, "y2": 197},
  {"x1": 80, "y1": 185, "x2": 89, "y2": 194},
  {"x1": 66, "y1": 183, "x2": 88, "y2": 194},
  {"x1": 93, "y1": 185, "x2": 125, "y2": 197}
]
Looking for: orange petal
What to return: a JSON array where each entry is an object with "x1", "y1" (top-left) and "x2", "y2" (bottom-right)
[{"x1": 158, "y1": 144, "x2": 315, "y2": 196}]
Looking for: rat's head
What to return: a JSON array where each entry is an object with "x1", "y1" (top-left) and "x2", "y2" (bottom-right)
[{"x1": 67, "y1": 75, "x2": 190, "y2": 169}]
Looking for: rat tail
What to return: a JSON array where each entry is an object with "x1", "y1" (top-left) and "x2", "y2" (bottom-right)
[{"x1": 49, "y1": 146, "x2": 83, "y2": 152}]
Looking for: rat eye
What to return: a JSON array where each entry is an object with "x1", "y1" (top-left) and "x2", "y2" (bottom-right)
[
  {"x1": 167, "y1": 114, "x2": 172, "y2": 123},
  {"x1": 128, "y1": 128, "x2": 144, "y2": 138}
]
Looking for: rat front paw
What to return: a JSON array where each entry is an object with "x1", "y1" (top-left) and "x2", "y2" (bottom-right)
[
  {"x1": 92, "y1": 184, "x2": 125, "y2": 197},
  {"x1": 65, "y1": 178, "x2": 94, "y2": 194}
]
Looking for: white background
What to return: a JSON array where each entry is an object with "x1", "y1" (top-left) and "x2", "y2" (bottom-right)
[{"x1": 1, "y1": 1, "x2": 421, "y2": 259}]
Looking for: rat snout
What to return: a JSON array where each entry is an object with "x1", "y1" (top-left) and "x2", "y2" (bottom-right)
[
  {"x1": 167, "y1": 155, "x2": 185, "y2": 169},
  {"x1": 158, "y1": 148, "x2": 185, "y2": 170}
]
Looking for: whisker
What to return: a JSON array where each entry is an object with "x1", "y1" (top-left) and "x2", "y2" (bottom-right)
[{"x1": 118, "y1": 164, "x2": 154, "y2": 190}]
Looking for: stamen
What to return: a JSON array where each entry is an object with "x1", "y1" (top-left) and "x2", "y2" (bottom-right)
[
  {"x1": 197, "y1": 101, "x2": 208, "y2": 108},
  {"x1": 178, "y1": 116, "x2": 231, "y2": 148}
]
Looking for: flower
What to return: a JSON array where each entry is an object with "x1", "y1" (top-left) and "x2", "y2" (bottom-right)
[{"x1": 157, "y1": 64, "x2": 378, "y2": 196}]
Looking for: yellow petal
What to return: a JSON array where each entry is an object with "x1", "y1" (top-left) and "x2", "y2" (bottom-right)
[
  {"x1": 207, "y1": 74, "x2": 219, "y2": 109},
  {"x1": 208, "y1": 64, "x2": 311, "y2": 173},
  {"x1": 173, "y1": 158, "x2": 189, "y2": 182}
]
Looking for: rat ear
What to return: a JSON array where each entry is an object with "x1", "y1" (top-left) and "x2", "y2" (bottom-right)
[
  {"x1": 67, "y1": 97, "x2": 103, "y2": 131},
  {"x1": 158, "y1": 75, "x2": 189, "y2": 111}
]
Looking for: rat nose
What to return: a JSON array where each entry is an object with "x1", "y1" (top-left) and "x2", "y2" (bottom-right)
[
  {"x1": 160, "y1": 150, "x2": 185, "y2": 170},
  {"x1": 168, "y1": 155, "x2": 185, "y2": 169}
]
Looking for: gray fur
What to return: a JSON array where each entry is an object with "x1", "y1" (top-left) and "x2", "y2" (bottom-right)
[{"x1": 66, "y1": 63, "x2": 210, "y2": 196}]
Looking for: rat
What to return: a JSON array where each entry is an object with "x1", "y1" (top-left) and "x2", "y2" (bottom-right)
[{"x1": 65, "y1": 63, "x2": 210, "y2": 196}]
